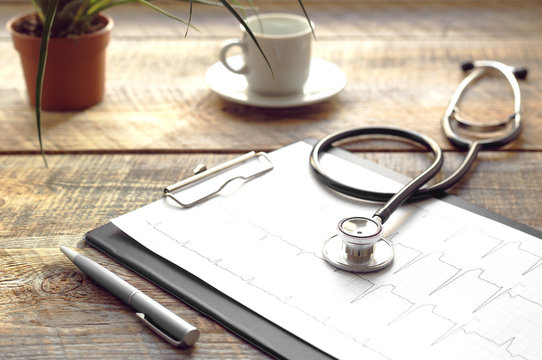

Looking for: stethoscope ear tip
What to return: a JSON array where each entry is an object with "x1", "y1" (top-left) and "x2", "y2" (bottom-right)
[
  {"x1": 461, "y1": 61, "x2": 475, "y2": 72},
  {"x1": 513, "y1": 67, "x2": 528, "y2": 80},
  {"x1": 314, "y1": 60, "x2": 524, "y2": 274},
  {"x1": 461, "y1": 60, "x2": 528, "y2": 80}
]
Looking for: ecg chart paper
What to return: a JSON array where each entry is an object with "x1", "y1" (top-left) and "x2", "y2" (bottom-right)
[{"x1": 113, "y1": 141, "x2": 542, "y2": 360}]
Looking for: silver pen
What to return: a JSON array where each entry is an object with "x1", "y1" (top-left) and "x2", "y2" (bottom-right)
[{"x1": 60, "y1": 246, "x2": 199, "y2": 347}]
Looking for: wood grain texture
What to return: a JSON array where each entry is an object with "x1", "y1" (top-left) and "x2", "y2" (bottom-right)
[
  {"x1": 1, "y1": 151, "x2": 541, "y2": 360},
  {"x1": 2, "y1": 1, "x2": 541, "y2": 39},
  {"x1": 0, "y1": 1, "x2": 541, "y2": 152},
  {"x1": 1, "y1": 1, "x2": 542, "y2": 358},
  {"x1": 0, "y1": 152, "x2": 540, "y2": 248},
  {"x1": 0, "y1": 151, "x2": 541, "y2": 359},
  {"x1": 0, "y1": 248, "x2": 269, "y2": 359}
]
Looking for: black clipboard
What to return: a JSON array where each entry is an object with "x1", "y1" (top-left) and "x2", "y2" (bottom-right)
[
  {"x1": 85, "y1": 221, "x2": 331, "y2": 360},
  {"x1": 85, "y1": 140, "x2": 542, "y2": 360}
]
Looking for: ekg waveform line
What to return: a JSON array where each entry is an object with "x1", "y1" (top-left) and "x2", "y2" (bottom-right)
[
  {"x1": 146, "y1": 220, "x2": 387, "y2": 355},
  {"x1": 146, "y1": 202, "x2": 542, "y2": 360},
  {"x1": 117, "y1": 142, "x2": 542, "y2": 360},
  {"x1": 115, "y1": 144, "x2": 542, "y2": 360}
]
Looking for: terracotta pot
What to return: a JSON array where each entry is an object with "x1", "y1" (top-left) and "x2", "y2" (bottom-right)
[{"x1": 7, "y1": 13, "x2": 113, "y2": 111}]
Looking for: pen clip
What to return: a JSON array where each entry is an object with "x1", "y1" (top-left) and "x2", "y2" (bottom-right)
[{"x1": 136, "y1": 312, "x2": 186, "y2": 347}]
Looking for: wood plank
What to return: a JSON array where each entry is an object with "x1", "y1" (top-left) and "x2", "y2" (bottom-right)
[
  {"x1": 1, "y1": 150, "x2": 541, "y2": 358},
  {"x1": 1, "y1": 1, "x2": 541, "y2": 358},
  {"x1": 1, "y1": 0, "x2": 541, "y2": 153},
  {"x1": 1, "y1": 38, "x2": 541, "y2": 152},
  {"x1": 0, "y1": 247, "x2": 270, "y2": 359},
  {"x1": 0, "y1": 152, "x2": 540, "y2": 249},
  {"x1": 2, "y1": 1, "x2": 541, "y2": 40}
]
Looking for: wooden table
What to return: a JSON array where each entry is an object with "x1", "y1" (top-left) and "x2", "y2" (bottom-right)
[{"x1": 1, "y1": 1, "x2": 541, "y2": 358}]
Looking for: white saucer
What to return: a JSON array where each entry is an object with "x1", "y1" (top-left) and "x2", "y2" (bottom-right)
[{"x1": 205, "y1": 56, "x2": 347, "y2": 108}]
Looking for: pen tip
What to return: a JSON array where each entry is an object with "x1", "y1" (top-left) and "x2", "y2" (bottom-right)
[{"x1": 60, "y1": 246, "x2": 78, "y2": 261}]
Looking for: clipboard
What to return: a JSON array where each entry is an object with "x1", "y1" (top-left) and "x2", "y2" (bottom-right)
[
  {"x1": 85, "y1": 222, "x2": 329, "y2": 359},
  {"x1": 85, "y1": 140, "x2": 542, "y2": 360},
  {"x1": 85, "y1": 142, "x2": 332, "y2": 360}
]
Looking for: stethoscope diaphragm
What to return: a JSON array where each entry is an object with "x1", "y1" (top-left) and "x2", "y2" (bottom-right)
[
  {"x1": 312, "y1": 60, "x2": 526, "y2": 273},
  {"x1": 322, "y1": 217, "x2": 394, "y2": 272}
]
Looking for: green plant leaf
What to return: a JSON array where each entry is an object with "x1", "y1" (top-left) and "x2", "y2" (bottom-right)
[
  {"x1": 296, "y1": 0, "x2": 315, "y2": 39},
  {"x1": 218, "y1": 0, "x2": 274, "y2": 79},
  {"x1": 187, "y1": 0, "x2": 254, "y2": 9},
  {"x1": 87, "y1": 0, "x2": 114, "y2": 15},
  {"x1": 54, "y1": 0, "x2": 89, "y2": 37},
  {"x1": 84, "y1": 0, "x2": 133, "y2": 18},
  {"x1": 30, "y1": 0, "x2": 46, "y2": 22},
  {"x1": 134, "y1": 0, "x2": 201, "y2": 32},
  {"x1": 28, "y1": 0, "x2": 310, "y2": 168},
  {"x1": 35, "y1": 0, "x2": 59, "y2": 168},
  {"x1": 185, "y1": 0, "x2": 193, "y2": 37}
]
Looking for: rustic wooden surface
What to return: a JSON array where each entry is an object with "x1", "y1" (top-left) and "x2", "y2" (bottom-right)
[
  {"x1": 1, "y1": 0, "x2": 541, "y2": 152},
  {"x1": 1, "y1": 1, "x2": 541, "y2": 359}
]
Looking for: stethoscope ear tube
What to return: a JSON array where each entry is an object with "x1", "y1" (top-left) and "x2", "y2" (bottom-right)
[
  {"x1": 310, "y1": 61, "x2": 525, "y2": 206},
  {"x1": 312, "y1": 127, "x2": 443, "y2": 273},
  {"x1": 443, "y1": 60, "x2": 523, "y2": 150},
  {"x1": 312, "y1": 60, "x2": 525, "y2": 274}
]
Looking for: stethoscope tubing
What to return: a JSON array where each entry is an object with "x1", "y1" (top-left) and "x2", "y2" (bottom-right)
[
  {"x1": 310, "y1": 126, "x2": 444, "y2": 224},
  {"x1": 310, "y1": 60, "x2": 523, "y2": 213},
  {"x1": 311, "y1": 60, "x2": 525, "y2": 273},
  {"x1": 443, "y1": 60, "x2": 523, "y2": 150},
  {"x1": 311, "y1": 133, "x2": 482, "y2": 205}
]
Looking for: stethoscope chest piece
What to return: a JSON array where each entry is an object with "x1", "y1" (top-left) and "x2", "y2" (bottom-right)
[
  {"x1": 313, "y1": 60, "x2": 526, "y2": 274},
  {"x1": 322, "y1": 217, "x2": 394, "y2": 272}
]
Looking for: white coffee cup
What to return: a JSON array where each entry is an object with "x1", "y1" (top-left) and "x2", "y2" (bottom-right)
[{"x1": 219, "y1": 13, "x2": 313, "y2": 96}]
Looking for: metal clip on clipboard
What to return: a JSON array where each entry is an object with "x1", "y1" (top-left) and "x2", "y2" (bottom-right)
[{"x1": 164, "y1": 151, "x2": 273, "y2": 208}]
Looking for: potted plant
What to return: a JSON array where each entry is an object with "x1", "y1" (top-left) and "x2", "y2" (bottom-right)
[{"x1": 7, "y1": 0, "x2": 311, "y2": 166}]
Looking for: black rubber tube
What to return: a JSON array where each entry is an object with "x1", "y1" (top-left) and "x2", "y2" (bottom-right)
[{"x1": 310, "y1": 126, "x2": 445, "y2": 224}]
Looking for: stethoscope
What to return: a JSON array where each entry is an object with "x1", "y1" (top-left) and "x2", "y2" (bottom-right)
[{"x1": 309, "y1": 60, "x2": 528, "y2": 273}]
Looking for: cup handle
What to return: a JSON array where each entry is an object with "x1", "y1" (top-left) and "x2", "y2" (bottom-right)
[{"x1": 219, "y1": 39, "x2": 248, "y2": 74}]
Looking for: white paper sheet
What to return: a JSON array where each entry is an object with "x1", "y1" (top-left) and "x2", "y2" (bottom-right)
[{"x1": 113, "y1": 142, "x2": 542, "y2": 360}]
